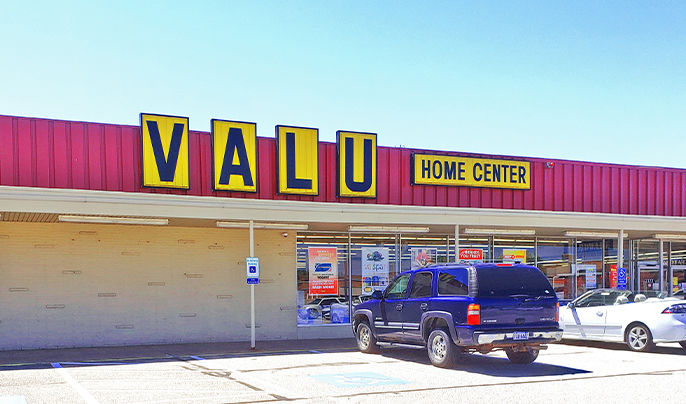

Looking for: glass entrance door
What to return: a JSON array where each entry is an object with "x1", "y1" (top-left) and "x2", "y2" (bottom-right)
[{"x1": 668, "y1": 241, "x2": 686, "y2": 295}]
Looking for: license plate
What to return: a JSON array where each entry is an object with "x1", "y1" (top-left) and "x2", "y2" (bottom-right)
[{"x1": 512, "y1": 331, "x2": 529, "y2": 340}]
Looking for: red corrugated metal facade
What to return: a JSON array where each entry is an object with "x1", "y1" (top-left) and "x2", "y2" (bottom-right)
[{"x1": 1, "y1": 114, "x2": 685, "y2": 216}]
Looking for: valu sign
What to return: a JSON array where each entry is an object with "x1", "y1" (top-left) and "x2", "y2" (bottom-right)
[{"x1": 140, "y1": 113, "x2": 530, "y2": 196}]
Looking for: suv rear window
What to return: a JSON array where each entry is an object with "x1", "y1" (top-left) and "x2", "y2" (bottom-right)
[
  {"x1": 438, "y1": 268, "x2": 469, "y2": 296},
  {"x1": 476, "y1": 266, "x2": 554, "y2": 297}
]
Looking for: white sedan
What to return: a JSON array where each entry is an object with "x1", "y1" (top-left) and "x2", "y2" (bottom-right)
[{"x1": 559, "y1": 289, "x2": 686, "y2": 352}]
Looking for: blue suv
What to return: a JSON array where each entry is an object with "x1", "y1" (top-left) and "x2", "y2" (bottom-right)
[{"x1": 352, "y1": 263, "x2": 562, "y2": 367}]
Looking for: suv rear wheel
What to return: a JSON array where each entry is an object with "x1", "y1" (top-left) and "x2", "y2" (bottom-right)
[
  {"x1": 505, "y1": 347, "x2": 539, "y2": 364},
  {"x1": 356, "y1": 322, "x2": 379, "y2": 354},
  {"x1": 427, "y1": 329, "x2": 456, "y2": 368}
]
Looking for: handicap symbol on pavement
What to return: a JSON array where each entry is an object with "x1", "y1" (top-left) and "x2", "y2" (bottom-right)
[{"x1": 310, "y1": 372, "x2": 408, "y2": 388}]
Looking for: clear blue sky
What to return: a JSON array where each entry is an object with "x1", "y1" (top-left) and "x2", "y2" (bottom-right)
[{"x1": 1, "y1": 1, "x2": 684, "y2": 168}]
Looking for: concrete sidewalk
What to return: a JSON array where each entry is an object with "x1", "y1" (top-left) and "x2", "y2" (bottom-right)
[{"x1": 0, "y1": 338, "x2": 358, "y2": 368}]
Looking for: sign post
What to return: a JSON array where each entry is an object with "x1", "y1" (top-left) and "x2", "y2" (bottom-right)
[{"x1": 246, "y1": 257, "x2": 259, "y2": 285}]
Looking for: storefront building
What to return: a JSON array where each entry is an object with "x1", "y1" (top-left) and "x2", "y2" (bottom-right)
[{"x1": 1, "y1": 113, "x2": 686, "y2": 350}]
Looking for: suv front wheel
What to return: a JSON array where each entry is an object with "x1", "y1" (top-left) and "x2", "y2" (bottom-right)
[
  {"x1": 427, "y1": 329, "x2": 456, "y2": 368},
  {"x1": 356, "y1": 322, "x2": 379, "y2": 354}
]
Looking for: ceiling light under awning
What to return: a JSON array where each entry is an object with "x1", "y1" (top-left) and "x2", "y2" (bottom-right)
[
  {"x1": 652, "y1": 234, "x2": 686, "y2": 240},
  {"x1": 348, "y1": 226, "x2": 430, "y2": 233},
  {"x1": 463, "y1": 228, "x2": 535, "y2": 236},
  {"x1": 564, "y1": 231, "x2": 628, "y2": 238},
  {"x1": 58, "y1": 215, "x2": 168, "y2": 226},
  {"x1": 216, "y1": 221, "x2": 309, "y2": 230}
]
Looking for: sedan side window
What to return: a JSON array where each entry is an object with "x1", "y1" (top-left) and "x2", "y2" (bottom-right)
[
  {"x1": 575, "y1": 293, "x2": 605, "y2": 307},
  {"x1": 409, "y1": 272, "x2": 433, "y2": 298},
  {"x1": 385, "y1": 274, "x2": 411, "y2": 300}
]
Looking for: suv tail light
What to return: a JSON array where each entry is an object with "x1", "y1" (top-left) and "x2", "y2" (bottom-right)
[
  {"x1": 662, "y1": 304, "x2": 686, "y2": 314},
  {"x1": 467, "y1": 304, "x2": 481, "y2": 325},
  {"x1": 556, "y1": 302, "x2": 559, "y2": 322}
]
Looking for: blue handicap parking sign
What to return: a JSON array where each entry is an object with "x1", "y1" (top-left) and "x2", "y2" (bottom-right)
[
  {"x1": 617, "y1": 267, "x2": 627, "y2": 290},
  {"x1": 310, "y1": 372, "x2": 408, "y2": 388}
]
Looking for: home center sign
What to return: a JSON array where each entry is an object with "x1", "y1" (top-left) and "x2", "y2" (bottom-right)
[{"x1": 140, "y1": 113, "x2": 530, "y2": 196}]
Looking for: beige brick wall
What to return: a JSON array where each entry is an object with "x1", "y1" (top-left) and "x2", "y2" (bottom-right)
[{"x1": 0, "y1": 222, "x2": 297, "y2": 350}]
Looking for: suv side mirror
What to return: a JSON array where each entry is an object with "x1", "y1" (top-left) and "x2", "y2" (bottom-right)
[
  {"x1": 371, "y1": 290, "x2": 384, "y2": 300},
  {"x1": 567, "y1": 302, "x2": 574, "y2": 309}
]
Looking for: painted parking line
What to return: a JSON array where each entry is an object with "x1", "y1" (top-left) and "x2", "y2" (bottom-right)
[
  {"x1": 59, "y1": 361, "x2": 131, "y2": 366},
  {"x1": 51, "y1": 363, "x2": 100, "y2": 404},
  {"x1": 310, "y1": 372, "x2": 408, "y2": 388},
  {"x1": 0, "y1": 397, "x2": 27, "y2": 404}
]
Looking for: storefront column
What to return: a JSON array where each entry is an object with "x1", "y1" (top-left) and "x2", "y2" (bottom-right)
[
  {"x1": 249, "y1": 220, "x2": 255, "y2": 350},
  {"x1": 454, "y1": 225, "x2": 459, "y2": 263},
  {"x1": 617, "y1": 229, "x2": 624, "y2": 270},
  {"x1": 659, "y1": 239, "x2": 665, "y2": 293},
  {"x1": 668, "y1": 243, "x2": 673, "y2": 296}
]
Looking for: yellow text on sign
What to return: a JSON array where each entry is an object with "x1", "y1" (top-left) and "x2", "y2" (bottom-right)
[
  {"x1": 212, "y1": 120, "x2": 257, "y2": 192},
  {"x1": 337, "y1": 131, "x2": 377, "y2": 198},
  {"x1": 141, "y1": 113, "x2": 189, "y2": 189},
  {"x1": 276, "y1": 126, "x2": 318, "y2": 195},
  {"x1": 412, "y1": 154, "x2": 530, "y2": 190}
]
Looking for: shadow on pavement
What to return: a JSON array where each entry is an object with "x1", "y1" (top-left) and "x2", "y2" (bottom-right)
[
  {"x1": 0, "y1": 338, "x2": 358, "y2": 371},
  {"x1": 559, "y1": 340, "x2": 686, "y2": 355},
  {"x1": 378, "y1": 347, "x2": 592, "y2": 377}
]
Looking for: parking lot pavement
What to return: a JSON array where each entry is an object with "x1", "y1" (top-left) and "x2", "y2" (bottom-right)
[{"x1": 1, "y1": 339, "x2": 685, "y2": 404}]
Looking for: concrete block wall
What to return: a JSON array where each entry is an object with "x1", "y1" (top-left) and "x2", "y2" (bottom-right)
[{"x1": 0, "y1": 222, "x2": 296, "y2": 350}]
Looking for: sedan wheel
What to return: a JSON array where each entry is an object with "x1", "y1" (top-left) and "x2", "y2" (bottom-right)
[{"x1": 625, "y1": 323, "x2": 654, "y2": 352}]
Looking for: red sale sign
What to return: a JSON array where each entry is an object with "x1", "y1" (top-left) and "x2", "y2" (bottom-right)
[
  {"x1": 609, "y1": 264, "x2": 618, "y2": 288},
  {"x1": 459, "y1": 248, "x2": 483, "y2": 260}
]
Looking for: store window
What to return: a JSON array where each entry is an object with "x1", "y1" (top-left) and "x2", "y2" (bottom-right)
[
  {"x1": 536, "y1": 238, "x2": 574, "y2": 299},
  {"x1": 493, "y1": 237, "x2": 535, "y2": 264},
  {"x1": 669, "y1": 242, "x2": 686, "y2": 294},
  {"x1": 604, "y1": 238, "x2": 630, "y2": 289},
  {"x1": 632, "y1": 240, "x2": 662, "y2": 292},
  {"x1": 455, "y1": 236, "x2": 491, "y2": 263},
  {"x1": 296, "y1": 233, "x2": 350, "y2": 325},
  {"x1": 575, "y1": 240, "x2": 604, "y2": 294},
  {"x1": 350, "y1": 234, "x2": 398, "y2": 312},
  {"x1": 400, "y1": 235, "x2": 450, "y2": 271}
]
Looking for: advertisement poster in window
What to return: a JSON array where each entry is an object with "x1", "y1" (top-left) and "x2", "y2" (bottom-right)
[
  {"x1": 581, "y1": 264, "x2": 597, "y2": 289},
  {"x1": 411, "y1": 248, "x2": 436, "y2": 269},
  {"x1": 459, "y1": 248, "x2": 483, "y2": 261},
  {"x1": 503, "y1": 249, "x2": 527, "y2": 264},
  {"x1": 361, "y1": 247, "x2": 389, "y2": 295},
  {"x1": 308, "y1": 247, "x2": 338, "y2": 295}
]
